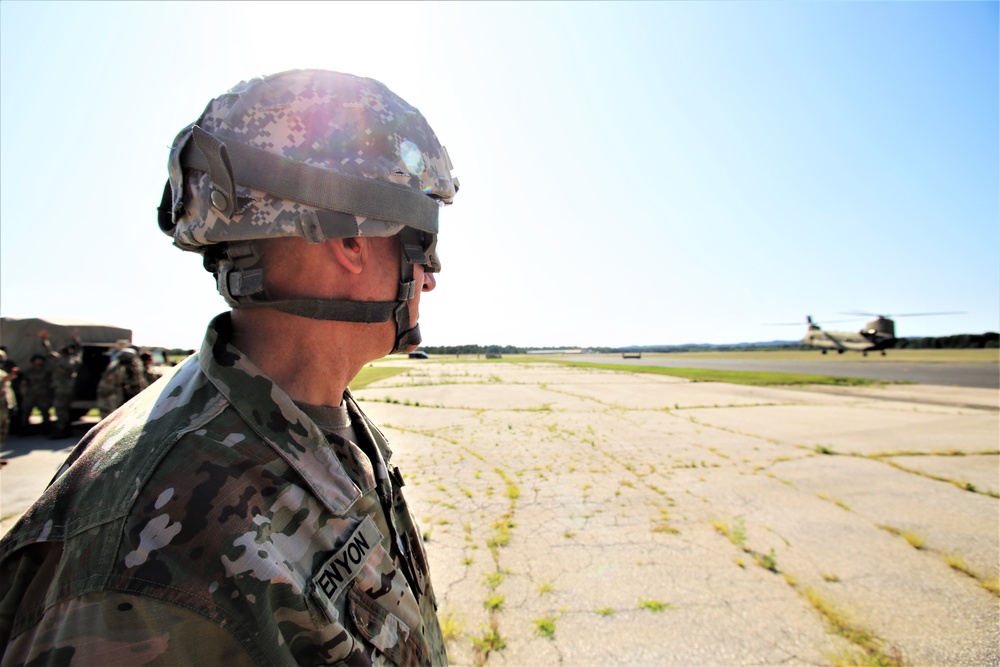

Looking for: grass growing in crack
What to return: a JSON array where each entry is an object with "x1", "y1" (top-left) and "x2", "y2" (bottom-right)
[
  {"x1": 712, "y1": 516, "x2": 747, "y2": 548},
  {"x1": 484, "y1": 571, "x2": 504, "y2": 590},
  {"x1": 712, "y1": 517, "x2": 783, "y2": 575},
  {"x1": 487, "y1": 517, "x2": 514, "y2": 552},
  {"x1": 866, "y1": 454, "x2": 999, "y2": 498},
  {"x1": 753, "y1": 548, "x2": 779, "y2": 573},
  {"x1": 651, "y1": 523, "x2": 680, "y2": 534},
  {"x1": 472, "y1": 624, "x2": 506, "y2": 665},
  {"x1": 877, "y1": 524, "x2": 926, "y2": 549},
  {"x1": 537, "y1": 581, "x2": 554, "y2": 595},
  {"x1": 943, "y1": 553, "x2": 982, "y2": 582},
  {"x1": 650, "y1": 506, "x2": 680, "y2": 534},
  {"x1": 595, "y1": 607, "x2": 615, "y2": 616},
  {"x1": 802, "y1": 587, "x2": 902, "y2": 666},
  {"x1": 439, "y1": 613, "x2": 463, "y2": 643},
  {"x1": 483, "y1": 594, "x2": 505, "y2": 611},
  {"x1": 533, "y1": 617, "x2": 557, "y2": 639},
  {"x1": 638, "y1": 598, "x2": 675, "y2": 613}
]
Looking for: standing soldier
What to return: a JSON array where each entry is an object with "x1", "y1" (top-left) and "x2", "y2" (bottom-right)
[
  {"x1": 0, "y1": 347, "x2": 18, "y2": 437},
  {"x1": 0, "y1": 350, "x2": 15, "y2": 447},
  {"x1": 139, "y1": 351, "x2": 162, "y2": 386},
  {"x1": 95, "y1": 346, "x2": 147, "y2": 418},
  {"x1": 40, "y1": 329, "x2": 82, "y2": 439},
  {"x1": 18, "y1": 351, "x2": 53, "y2": 436},
  {"x1": 0, "y1": 69, "x2": 457, "y2": 665}
]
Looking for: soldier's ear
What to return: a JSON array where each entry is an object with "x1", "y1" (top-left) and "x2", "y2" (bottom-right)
[{"x1": 329, "y1": 238, "x2": 365, "y2": 276}]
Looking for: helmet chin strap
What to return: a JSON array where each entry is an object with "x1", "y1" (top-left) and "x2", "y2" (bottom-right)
[
  {"x1": 387, "y1": 256, "x2": 420, "y2": 354},
  {"x1": 212, "y1": 228, "x2": 433, "y2": 356}
]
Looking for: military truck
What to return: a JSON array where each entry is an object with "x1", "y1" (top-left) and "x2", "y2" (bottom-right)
[{"x1": 0, "y1": 317, "x2": 133, "y2": 420}]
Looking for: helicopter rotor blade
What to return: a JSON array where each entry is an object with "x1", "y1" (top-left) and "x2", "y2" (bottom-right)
[{"x1": 841, "y1": 311, "x2": 965, "y2": 319}]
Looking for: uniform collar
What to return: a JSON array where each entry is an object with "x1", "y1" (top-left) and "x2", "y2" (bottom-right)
[{"x1": 198, "y1": 312, "x2": 364, "y2": 516}]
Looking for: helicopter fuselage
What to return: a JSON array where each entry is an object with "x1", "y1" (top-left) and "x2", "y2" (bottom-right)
[{"x1": 802, "y1": 322, "x2": 896, "y2": 355}]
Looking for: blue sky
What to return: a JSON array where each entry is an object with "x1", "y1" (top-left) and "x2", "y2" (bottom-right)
[{"x1": 1, "y1": 1, "x2": 997, "y2": 349}]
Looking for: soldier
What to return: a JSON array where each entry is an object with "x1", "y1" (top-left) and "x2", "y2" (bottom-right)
[
  {"x1": 95, "y1": 345, "x2": 148, "y2": 418},
  {"x1": 0, "y1": 70, "x2": 458, "y2": 665},
  {"x1": 17, "y1": 352, "x2": 52, "y2": 436},
  {"x1": 40, "y1": 329, "x2": 82, "y2": 439},
  {"x1": 0, "y1": 347, "x2": 18, "y2": 438},
  {"x1": 139, "y1": 351, "x2": 162, "y2": 386},
  {"x1": 0, "y1": 350, "x2": 15, "y2": 447}
]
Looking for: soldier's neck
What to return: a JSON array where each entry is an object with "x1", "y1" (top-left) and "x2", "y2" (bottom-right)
[{"x1": 230, "y1": 308, "x2": 392, "y2": 408}]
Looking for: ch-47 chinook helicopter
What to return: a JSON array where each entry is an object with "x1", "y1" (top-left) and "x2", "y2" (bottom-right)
[{"x1": 798, "y1": 312, "x2": 963, "y2": 356}]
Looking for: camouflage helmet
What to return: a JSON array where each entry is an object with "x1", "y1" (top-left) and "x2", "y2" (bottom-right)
[{"x1": 157, "y1": 69, "x2": 458, "y2": 353}]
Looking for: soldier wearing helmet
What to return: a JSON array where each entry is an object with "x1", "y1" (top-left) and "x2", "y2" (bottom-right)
[
  {"x1": 0, "y1": 70, "x2": 457, "y2": 666},
  {"x1": 17, "y1": 352, "x2": 53, "y2": 436},
  {"x1": 39, "y1": 328, "x2": 83, "y2": 439}
]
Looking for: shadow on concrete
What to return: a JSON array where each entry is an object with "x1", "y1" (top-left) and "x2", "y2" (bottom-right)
[{"x1": 1, "y1": 418, "x2": 99, "y2": 460}]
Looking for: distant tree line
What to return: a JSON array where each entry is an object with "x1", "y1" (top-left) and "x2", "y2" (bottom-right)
[{"x1": 895, "y1": 332, "x2": 998, "y2": 349}]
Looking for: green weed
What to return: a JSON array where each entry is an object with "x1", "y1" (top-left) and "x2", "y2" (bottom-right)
[
  {"x1": 439, "y1": 613, "x2": 463, "y2": 643},
  {"x1": 638, "y1": 598, "x2": 675, "y2": 613},
  {"x1": 483, "y1": 594, "x2": 505, "y2": 611},
  {"x1": 533, "y1": 617, "x2": 557, "y2": 639}
]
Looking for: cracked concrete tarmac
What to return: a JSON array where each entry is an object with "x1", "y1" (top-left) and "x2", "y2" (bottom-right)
[
  {"x1": 354, "y1": 361, "x2": 998, "y2": 666},
  {"x1": 1, "y1": 360, "x2": 997, "y2": 665}
]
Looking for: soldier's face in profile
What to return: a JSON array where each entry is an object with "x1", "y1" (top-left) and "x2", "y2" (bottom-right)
[{"x1": 410, "y1": 263, "x2": 436, "y2": 330}]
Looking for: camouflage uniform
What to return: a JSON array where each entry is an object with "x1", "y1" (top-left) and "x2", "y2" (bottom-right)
[
  {"x1": 18, "y1": 357, "x2": 52, "y2": 433},
  {"x1": 42, "y1": 338, "x2": 82, "y2": 437},
  {"x1": 0, "y1": 313, "x2": 445, "y2": 666},
  {"x1": 0, "y1": 357, "x2": 13, "y2": 446},
  {"x1": 141, "y1": 354, "x2": 163, "y2": 387},
  {"x1": 95, "y1": 351, "x2": 147, "y2": 418}
]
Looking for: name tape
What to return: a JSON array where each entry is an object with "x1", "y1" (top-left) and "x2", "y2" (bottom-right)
[{"x1": 312, "y1": 516, "x2": 383, "y2": 615}]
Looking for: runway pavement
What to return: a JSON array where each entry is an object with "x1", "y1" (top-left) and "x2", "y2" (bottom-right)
[{"x1": 1, "y1": 360, "x2": 997, "y2": 666}]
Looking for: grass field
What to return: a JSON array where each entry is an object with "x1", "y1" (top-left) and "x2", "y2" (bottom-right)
[
  {"x1": 350, "y1": 365, "x2": 409, "y2": 390},
  {"x1": 536, "y1": 360, "x2": 876, "y2": 386},
  {"x1": 355, "y1": 357, "x2": 876, "y2": 387},
  {"x1": 352, "y1": 348, "x2": 999, "y2": 388}
]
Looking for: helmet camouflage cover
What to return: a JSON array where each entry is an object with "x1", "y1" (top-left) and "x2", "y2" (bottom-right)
[{"x1": 157, "y1": 69, "x2": 458, "y2": 351}]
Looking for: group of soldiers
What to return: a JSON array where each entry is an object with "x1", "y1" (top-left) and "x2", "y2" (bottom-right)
[{"x1": 0, "y1": 330, "x2": 161, "y2": 445}]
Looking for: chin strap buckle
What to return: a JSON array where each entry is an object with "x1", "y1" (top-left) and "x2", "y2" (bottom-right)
[{"x1": 216, "y1": 242, "x2": 265, "y2": 307}]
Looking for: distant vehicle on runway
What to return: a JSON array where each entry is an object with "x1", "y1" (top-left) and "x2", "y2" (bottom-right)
[{"x1": 798, "y1": 312, "x2": 962, "y2": 356}]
